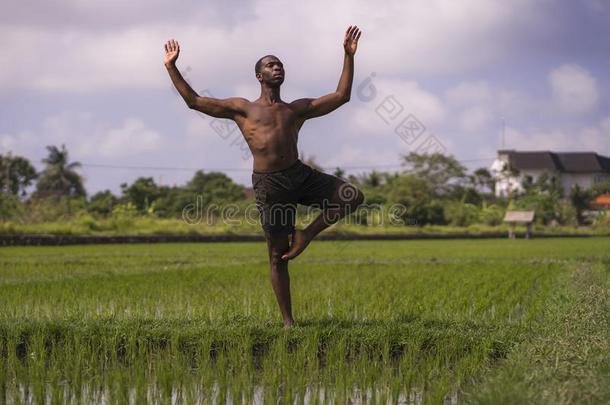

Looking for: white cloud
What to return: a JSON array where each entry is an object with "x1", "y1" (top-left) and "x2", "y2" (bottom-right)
[
  {"x1": 443, "y1": 71, "x2": 603, "y2": 134},
  {"x1": 1, "y1": 112, "x2": 165, "y2": 161},
  {"x1": 600, "y1": 116, "x2": 610, "y2": 134},
  {"x1": 0, "y1": 26, "x2": 165, "y2": 92},
  {"x1": 354, "y1": 0, "x2": 548, "y2": 76},
  {"x1": 504, "y1": 120, "x2": 610, "y2": 154},
  {"x1": 458, "y1": 106, "x2": 493, "y2": 132},
  {"x1": 185, "y1": 115, "x2": 252, "y2": 165},
  {"x1": 41, "y1": 113, "x2": 165, "y2": 159},
  {"x1": 350, "y1": 78, "x2": 446, "y2": 137},
  {"x1": 97, "y1": 118, "x2": 163, "y2": 158},
  {"x1": 549, "y1": 64, "x2": 599, "y2": 115},
  {"x1": 0, "y1": 0, "x2": 556, "y2": 93},
  {"x1": 1, "y1": 0, "x2": 255, "y2": 30},
  {"x1": 0, "y1": 130, "x2": 36, "y2": 157},
  {"x1": 3, "y1": 0, "x2": 610, "y2": 193},
  {"x1": 445, "y1": 81, "x2": 493, "y2": 107},
  {"x1": 324, "y1": 144, "x2": 401, "y2": 171},
  {"x1": 231, "y1": 83, "x2": 261, "y2": 102}
]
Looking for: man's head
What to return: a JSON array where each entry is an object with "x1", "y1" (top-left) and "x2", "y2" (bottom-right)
[{"x1": 255, "y1": 55, "x2": 284, "y2": 87}]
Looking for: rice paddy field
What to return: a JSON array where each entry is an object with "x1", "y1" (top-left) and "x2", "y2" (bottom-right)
[{"x1": 0, "y1": 238, "x2": 609, "y2": 404}]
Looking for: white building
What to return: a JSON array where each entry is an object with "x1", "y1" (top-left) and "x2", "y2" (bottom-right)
[{"x1": 490, "y1": 150, "x2": 610, "y2": 197}]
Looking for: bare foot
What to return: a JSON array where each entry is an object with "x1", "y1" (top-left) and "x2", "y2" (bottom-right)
[{"x1": 281, "y1": 229, "x2": 312, "y2": 261}]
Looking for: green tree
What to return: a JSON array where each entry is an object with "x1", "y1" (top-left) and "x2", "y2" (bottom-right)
[
  {"x1": 534, "y1": 171, "x2": 563, "y2": 198},
  {"x1": 299, "y1": 151, "x2": 324, "y2": 171},
  {"x1": 152, "y1": 171, "x2": 248, "y2": 218},
  {"x1": 0, "y1": 152, "x2": 37, "y2": 197},
  {"x1": 360, "y1": 170, "x2": 384, "y2": 188},
  {"x1": 88, "y1": 190, "x2": 119, "y2": 217},
  {"x1": 120, "y1": 177, "x2": 162, "y2": 212},
  {"x1": 186, "y1": 171, "x2": 246, "y2": 204},
  {"x1": 151, "y1": 186, "x2": 192, "y2": 218},
  {"x1": 455, "y1": 185, "x2": 483, "y2": 206},
  {"x1": 384, "y1": 173, "x2": 445, "y2": 225},
  {"x1": 401, "y1": 152, "x2": 468, "y2": 196},
  {"x1": 569, "y1": 184, "x2": 593, "y2": 225},
  {"x1": 35, "y1": 144, "x2": 86, "y2": 198},
  {"x1": 469, "y1": 167, "x2": 495, "y2": 195},
  {"x1": 444, "y1": 201, "x2": 480, "y2": 226},
  {"x1": 333, "y1": 167, "x2": 346, "y2": 179},
  {"x1": 515, "y1": 171, "x2": 564, "y2": 225},
  {"x1": 591, "y1": 179, "x2": 610, "y2": 196},
  {"x1": 0, "y1": 193, "x2": 24, "y2": 221}
]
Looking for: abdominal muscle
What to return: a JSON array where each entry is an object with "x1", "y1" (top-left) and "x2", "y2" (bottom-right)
[
  {"x1": 245, "y1": 128, "x2": 300, "y2": 173},
  {"x1": 234, "y1": 104, "x2": 303, "y2": 173}
]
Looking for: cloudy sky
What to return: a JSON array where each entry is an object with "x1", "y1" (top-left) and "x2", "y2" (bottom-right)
[{"x1": 2, "y1": 0, "x2": 610, "y2": 194}]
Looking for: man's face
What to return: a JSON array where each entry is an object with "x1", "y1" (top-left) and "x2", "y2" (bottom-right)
[{"x1": 257, "y1": 56, "x2": 284, "y2": 87}]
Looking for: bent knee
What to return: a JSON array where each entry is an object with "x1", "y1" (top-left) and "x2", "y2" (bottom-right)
[
  {"x1": 337, "y1": 182, "x2": 365, "y2": 208},
  {"x1": 347, "y1": 187, "x2": 365, "y2": 210}
]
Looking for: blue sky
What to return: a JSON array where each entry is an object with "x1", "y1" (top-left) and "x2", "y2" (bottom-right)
[{"x1": 2, "y1": 0, "x2": 610, "y2": 194}]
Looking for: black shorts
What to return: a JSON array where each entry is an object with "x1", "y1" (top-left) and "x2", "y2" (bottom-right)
[{"x1": 251, "y1": 159, "x2": 344, "y2": 235}]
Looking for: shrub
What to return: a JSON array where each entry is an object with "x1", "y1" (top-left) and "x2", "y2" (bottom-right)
[
  {"x1": 0, "y1": 193, "x2": 24, "y2": 221},
  {"x1": 444, "y1": 202, "x2": 480, "y2": 227},
  {"x1": 479, "y1": 204, "x2": 505, "y2": 226}
]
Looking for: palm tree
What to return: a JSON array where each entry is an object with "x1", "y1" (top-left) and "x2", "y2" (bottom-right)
[{"x1": 35, "y1": 144, "x2": 86, "y2": 198}]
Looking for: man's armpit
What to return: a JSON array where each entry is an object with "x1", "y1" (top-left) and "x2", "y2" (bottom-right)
[
  {"x1": 289, "y1": 98, "x2": 314, "y2": 117},
  {"x1": 227, "y1": 97, "x2": 250, "y2": 116}
]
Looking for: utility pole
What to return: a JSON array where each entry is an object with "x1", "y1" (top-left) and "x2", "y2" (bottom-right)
[{"x1": 501, "y1": 117, "x2": 506, "y2": 149}]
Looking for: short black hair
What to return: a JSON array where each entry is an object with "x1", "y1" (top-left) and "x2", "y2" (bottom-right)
[{"x1": 255, "y1": 54, "x2": 277, "y2": 74}]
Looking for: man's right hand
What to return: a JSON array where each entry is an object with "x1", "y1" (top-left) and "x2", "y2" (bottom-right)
[{"x1": 164, "y1": 39, "x2": 180, "y2": 66}]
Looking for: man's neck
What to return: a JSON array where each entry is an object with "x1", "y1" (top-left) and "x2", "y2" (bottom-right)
[{"x1": 259, "y1": 86, "x2": 282, "y2": 104}]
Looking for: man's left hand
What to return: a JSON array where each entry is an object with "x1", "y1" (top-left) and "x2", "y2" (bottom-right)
[{"x1": 343, "y1": 25, "x2": 362, "y2": 55}]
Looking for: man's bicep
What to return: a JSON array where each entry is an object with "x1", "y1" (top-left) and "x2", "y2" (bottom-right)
[
  {"x1": 190, "y1": 97, "x2": 247, "y2": 119},
  {"x1": 291, "y1": 98, "x2": 314, "y2": 116},
  {"x1": 293, "y1": 93, "x2": 345, "y2": 120}
]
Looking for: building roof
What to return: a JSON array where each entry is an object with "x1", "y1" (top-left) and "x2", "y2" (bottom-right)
[
  {"x1": 591, "y1": 194, "x2": 610, "y2": 208},
  {"x1": 498, "y1": 150, "x2": 610, "y2": 173}
]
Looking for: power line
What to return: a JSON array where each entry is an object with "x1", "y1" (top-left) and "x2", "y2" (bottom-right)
[
  {"x1": 80, "y1": 157, "x2": 497, "y2": 173},
  {"x1": 82, "y1": 163, "x2": 248, "y2": 172}
]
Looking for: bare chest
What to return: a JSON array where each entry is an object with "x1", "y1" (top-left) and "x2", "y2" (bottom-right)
[{"x1": 245, "y1": 103, "x2": 299, "y2": 130}]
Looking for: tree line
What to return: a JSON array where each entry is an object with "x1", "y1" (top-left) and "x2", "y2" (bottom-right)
[{"x1": 1, "y1": 145, "x2": 609, "y2": 227}]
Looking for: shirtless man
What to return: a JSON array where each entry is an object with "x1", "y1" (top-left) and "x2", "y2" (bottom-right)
[{"x1": 164, "y1": 26, "x2": 364, "y2": 327}]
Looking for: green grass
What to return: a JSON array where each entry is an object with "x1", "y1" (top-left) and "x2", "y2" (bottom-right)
[
  {"x1": 0, "y1": 238, "x2": 609, "y2": 403},
  {"x1": 2, "y1": 214, "x2": 610, "y2": 237}
]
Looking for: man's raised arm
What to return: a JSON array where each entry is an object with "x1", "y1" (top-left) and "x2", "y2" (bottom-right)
[
  {"x1": 292, "y1": 26, "x2": 362, "y2": 120},
  {"x1": 164, "y1": 39, "x2": 247, "y2": 120}
]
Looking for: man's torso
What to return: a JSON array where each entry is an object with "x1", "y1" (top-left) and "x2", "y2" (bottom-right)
[{"x1": 234, "y1": 100, "x2": 304, "y2": 173}]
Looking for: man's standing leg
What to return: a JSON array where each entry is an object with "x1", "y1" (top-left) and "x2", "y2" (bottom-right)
[
  {"x1": 253, "y1": 170, "x2": 298, "y2": 327},
  {"x1": 265, "y1": 231, "x2": 294, "y2": 327}
]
